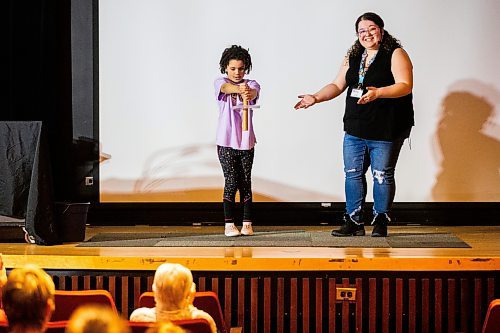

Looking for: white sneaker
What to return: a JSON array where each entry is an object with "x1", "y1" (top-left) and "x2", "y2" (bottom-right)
[
  {"x1": 225, "y1": 224, "x2": 240, "y2": 237},
  {"x1": 240, "y1": 224, "x2": 254, "y2": 236}
]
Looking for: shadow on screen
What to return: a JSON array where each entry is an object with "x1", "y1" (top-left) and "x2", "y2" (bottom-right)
[{"x1": 432, "y1": 80, "x2": 500, "y2": 201}]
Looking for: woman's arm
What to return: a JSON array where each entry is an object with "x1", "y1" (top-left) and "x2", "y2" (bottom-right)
[
  {"x1": 294, "y1": 57, "x2": 349, "y2": 109},
  {"x1": 358, "y1": 48, "x2": 413, "y2": 104}
]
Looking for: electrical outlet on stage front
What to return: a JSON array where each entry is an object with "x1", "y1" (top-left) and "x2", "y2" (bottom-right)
[{"x1": 336, "y1": 287, "x2": 357, "y2": 301}]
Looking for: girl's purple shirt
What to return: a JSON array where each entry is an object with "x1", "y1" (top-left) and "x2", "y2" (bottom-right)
[{"x1": 214, "y1": 77, "x2": 260, "y2": 150}]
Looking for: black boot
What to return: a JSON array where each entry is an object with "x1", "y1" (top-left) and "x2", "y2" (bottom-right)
[
  {"x1": 371, "y1": 213, "x2": 390, "y2": 237},
  {"x1": 331, "y1": 214, "x2": 365, "y2": 237}
]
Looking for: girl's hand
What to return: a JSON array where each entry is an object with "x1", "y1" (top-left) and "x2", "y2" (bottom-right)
[
  {"x1": 294, "y1": 94, "x2": 317, "y2": 109},
  {"x1": 357, "y1": 86, "x2": 379, "y2": 105},
  {"x1": 239, "y1": 83, "x2": 251, "y2": 102}
]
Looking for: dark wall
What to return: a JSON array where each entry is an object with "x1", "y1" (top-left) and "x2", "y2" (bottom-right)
[{"x1": 4, "y1": 0, "x2": 96, "y2": 203}]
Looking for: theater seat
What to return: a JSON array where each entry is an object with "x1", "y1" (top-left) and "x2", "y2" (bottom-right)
[
  {"x1": 138, "y1": 291, "x2": 155, "y2": 308},
  {"x1": 129, "y1": 319, "x2": 212, "y2": 333},
  {"x1": 51, "y1": 290, "x2": 118, "y2": 321},
  {"x1": 482, "y1": 299, "x2": 500, "y2": 333},
  {"x1": 138, "y1": 291, "x2": 242, "y2": 333},
  {"x1": 45, "y1": 321, "x2": 69, "y2": 333},
  {"x1": 193, "y1": 292, "x2": 229, "y2": 333},
  {"x1": 128, "y1": 321, "x2": 154, "y2": 333},
  {"x1": 173, "y1": 319, "x2": 213, "y2": 333},
  {"x1": 0, "y1": 321, "x2": 68, "y2": 333}
]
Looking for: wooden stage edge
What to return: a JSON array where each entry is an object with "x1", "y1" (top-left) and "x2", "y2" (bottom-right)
[{"x1": 1, "y1": 225, "x2": 500, "y2": 272}]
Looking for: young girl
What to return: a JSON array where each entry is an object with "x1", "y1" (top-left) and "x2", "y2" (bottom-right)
[{"x1": 214, "y1": 45, "x2": 260, "y2": 237}]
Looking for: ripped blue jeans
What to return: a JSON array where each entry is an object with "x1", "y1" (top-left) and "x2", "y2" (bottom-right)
[{"x1": 343, "y1": 133, "x2": 405, "y2": 221}]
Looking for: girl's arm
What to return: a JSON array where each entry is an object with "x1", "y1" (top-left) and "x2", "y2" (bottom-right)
[
  {"x1": 220, "y1": 83, "x2": 240, "y2": 95},
  {"x1": 221, "y1": 82, "x2": 258, "y2": 102}
]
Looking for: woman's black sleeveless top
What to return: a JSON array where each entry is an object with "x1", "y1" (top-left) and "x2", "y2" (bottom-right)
[{"x1": 344, "y1": 47, "x2": 414, "y2": 141}]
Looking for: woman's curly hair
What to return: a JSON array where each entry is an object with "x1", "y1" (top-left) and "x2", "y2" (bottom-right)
[
  {"x1": 219, "y1": 45, "x2": 252, "y2": 74},
  {"x1": 346, "y1": 12, "x2": 402, "y2": 59}
]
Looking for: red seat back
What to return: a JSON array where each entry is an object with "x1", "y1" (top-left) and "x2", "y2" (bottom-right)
[
  {"x1": 0, "y1": 321, "x2": 7, "y2": 333},
  {"x1": 45, "y1": 321, "x2": 69, "y2": 333},
  {"x1": 0, "y1": 320, "x2": 68, "y2": 333},
  {"x1": 483, "y1": 299, "x2": 500, "y2": 333},
  {"x1": 192, "y1": 292, "x2": 227, "y2": 333},
  {"x1": 51, "y1": 290, "x2": 118, "y2": 321},
  {"x1": 138, "y1": 291, "x2": 155, "y2": 308},
  {"x1": 173, "y1": 318, "x2": 213, "y2": 333},
  {"x1": 129, "y1": 319, "x2": 211, "y2": 333},
  {"x1": 128, "y1": 321, "x2": 154, "y2": 333}
]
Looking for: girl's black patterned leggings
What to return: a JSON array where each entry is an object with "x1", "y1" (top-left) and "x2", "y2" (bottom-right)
[{"x1": 217, "y1": 145, "x2": 254, "y2": 221}]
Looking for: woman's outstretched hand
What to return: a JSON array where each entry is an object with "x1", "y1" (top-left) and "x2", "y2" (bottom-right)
[
  {"x1": 357, "y1": 86, "x2": 380, "y2": 105},
  {"x1": 294, "y1": 94, "x2": 317, "y2": 109}
]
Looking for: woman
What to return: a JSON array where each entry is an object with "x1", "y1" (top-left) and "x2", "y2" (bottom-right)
[
  {"x1": 129, "y1": 263, "x2": 217, "y2": 333},
  {"x1": 295, "y1": 12, "x2": 414, "y2": 237}
]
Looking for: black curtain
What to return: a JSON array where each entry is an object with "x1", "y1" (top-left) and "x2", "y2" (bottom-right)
[{"x1": 4, "y1": 0, "x2": 74, "y2": 201}]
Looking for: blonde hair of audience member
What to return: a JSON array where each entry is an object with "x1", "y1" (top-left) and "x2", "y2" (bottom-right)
[
  {"x1": 65, "y1": 304, "x2": 130, "y2": 333},
  {"x1": 153, "y1": 263, "x2": 194, "y2": 311},
  {"x1": 1, "y1": 264, "x2": 55, "y2": 332},
  {"x1": 145, "y1": 322, "x2": 187, "y2": 333},
  {"x1": 130, "y1": 263, "x2": 217, "y2": 333}
]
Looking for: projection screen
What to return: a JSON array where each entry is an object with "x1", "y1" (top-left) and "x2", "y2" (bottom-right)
[{"x1": 98, "y1": 0, "x2": 500, "y2": 203}]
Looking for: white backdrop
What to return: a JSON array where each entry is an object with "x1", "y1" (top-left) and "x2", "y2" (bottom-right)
[{"x1": 98, "y1": 0, "x2": 500, "y2": 202}]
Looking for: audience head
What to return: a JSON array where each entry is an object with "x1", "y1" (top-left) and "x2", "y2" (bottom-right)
[
  {"x1": 145, "y1": 321, "x2": 187, "y2": 333},
  {"x1": 1, "y1": 264, "x2": 55, "y2": 331},
  {"x1": 152, "y1": 263, "x2": 195, "y2": 311},
  {"x1": 66, "y1": 304, "x2": 130, "y2": 333}
]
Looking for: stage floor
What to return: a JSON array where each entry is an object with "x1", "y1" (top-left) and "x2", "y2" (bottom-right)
[{"x1": 1, "y1": 225, "x2": 499, "y2": 272}]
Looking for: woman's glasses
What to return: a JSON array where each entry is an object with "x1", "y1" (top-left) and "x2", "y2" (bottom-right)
[{"x1": 357, "y1": 26, "x2": 379, "y2": 37}]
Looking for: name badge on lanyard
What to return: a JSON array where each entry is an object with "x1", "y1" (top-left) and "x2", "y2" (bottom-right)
[
  {"x1": 351, "y1": 49, "x2": 377, "y2": 98},
  {"x1": 350, "y1": 88, "x2": 363, "y2": 98}
]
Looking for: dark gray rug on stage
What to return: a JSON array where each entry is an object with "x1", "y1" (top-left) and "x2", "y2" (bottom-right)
[{"x1": 77, "y1": 230, "x2": 470, "y2": 248}]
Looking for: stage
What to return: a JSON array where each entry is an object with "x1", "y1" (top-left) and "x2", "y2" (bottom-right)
[
  {"x1": 2, "y1": 225, "x2": 499, "y2": 271},
  {"x1": 1, "y1": 225, "x2": 499, "y2": 333}
]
